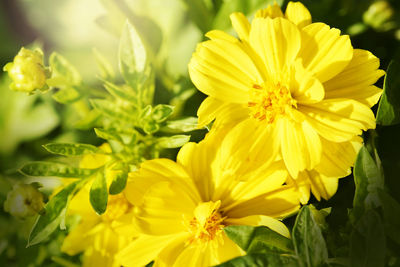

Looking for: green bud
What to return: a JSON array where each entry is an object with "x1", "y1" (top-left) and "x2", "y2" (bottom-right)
[
  {"x1": 3, "y1": 183, "x2": 45, "y2": 218},
  {"x1": 3, "y1": 47, "x2": 51, "y2": 93},
  {"x1": 363, "y1": 1, "x2": 395, "y2": 31}
]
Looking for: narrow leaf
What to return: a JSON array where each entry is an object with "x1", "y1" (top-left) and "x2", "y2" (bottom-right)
[
  {"x1": 103, "y1": 80, "x2": 137, "y2": 103},
  {"x1": 52, "y1": 87, "x2": 81, "y2": 104},
  {"x1": 28, "y1": 180, "x2": 82, "y2": 246},
  {"x1": 43, "y1": 143, "x2": 100, "y2": 156},
  {"x1": 376, "y1": 60, "x2": 400, "y2": 126},
  {"x1": 156, "y1": 135, "x2": 190, "y2": 149},
  {"x1": 292, "y1": 206, "x2": 328, "y2": 267},
  {"x1": 224, "y1": 225, "x2": 293, "y2": 254},
  {"x1": 109, "y1": 171, "x2": 128, "y2": 195},
  {"x1": 163, "y1": 117, "x2": 199, "y2": 133},
  {"x1": 93, "y1": 48, "x2": 115, "y2": 81},
  {"x1": 90, "y1": 99, "x2": 136, "y2": 122},
  {"x1": 94, "y1": 128, "x2": 123, "y2": 143},
  {"x1": 89, "y1": 171, "x2": 108, "y2": 214},
  {"x1": 20, "y1": 161, "x2": 98, "y2": 178}
]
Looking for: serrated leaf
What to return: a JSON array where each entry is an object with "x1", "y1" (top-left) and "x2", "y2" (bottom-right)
[
  {"x1": 292, "y1": 206, "x2": 328, "y2": 267},
  {"x1": 93, "y1": 48, "x2": 115, "y2": 81},
  {"x1": 216, "y1": 253, "x2": 299, "y2": 267},
  {"x1": 163, "y1": 117, "x2": 199, "y2": 133},
  {"x1": 103, "y1": 81, "x2": 137, "y2": 103},
  {"x1": 43, "y1": 143, "x2": 100, "y2": 156},
  {"x1": 28, "y1": 180, "x2": 82, "y2": 246},
  {"x1": 378, "y1": 190, "x2": 400, "y2": 245},
  {"x1": 376, "y1": 60, "x2": 400, "y2": 126},
  {"x1": 52, "y1": 87, "x2": 81, "y2": 104},
  {"x1": 48, "y1": 52, "x2": 81, "y2": 87},
  {"x1": 352, "y1": 146, "x2": 384, "y2": 223},
  {"x1": 20, "y1": 162, "x2": 98, "y2": 178},
  {"x1": 109, "y1": 171, "x2": 128, "y2": 195},
  {"x1": 224, "y1": 225, "x2": 293, "y2": 254},
  {"x1": 151, "y1": 104, "x2": 174, "y2": 123},
  {"x1": 156, "y1": 135, "x2": 190, "y2": 148},
  {"x1": 90, "y1": 99, "x2": 136, "y2": 122},
  {"x1": 94, "y1": 128, "x2": 123, "y2": 143},
  {"x1": 350, "y1": 210, "x2": 385, "y2": 267},
  {"x1": 89, "y1": 171, "x2": 108, "y2": 214},
  {"x1": 119, "y1": 21, "x2": 149, "y2": 88}
]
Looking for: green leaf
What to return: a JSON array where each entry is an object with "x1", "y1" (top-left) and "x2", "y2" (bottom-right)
[
  {"x1": 143, "y1": 121, "x2": 160, "y2": 135},
  {"x1": 119, "y1": 20, "x2": 149, "y2": 88},
  {"x1": 103, "y1": 81, "x2": 138, "y2": 103},
  {"x1": 183, "y1": 0, "x2": 213, "y2": 33},
  {"x1": 94, "y1": 128, "x2": 123, "y2": 143},
  {"x1": 151, "y1": 104, "x2": 174, "y2": 123},
  {"x1": 350, "y1": 210, "x2": 386, "y2": 267},
  {"x1": 109, "y1": 171, "x2": 128, "y2": 195},
  {"x1": 52, "y1": 87, "x2": 81, "y2": 104},
  {"x1": 216, "y1": 253, "x2": 299, "y2": 267},
  {"x1": 89, "y1": 171, "x2": 108, "y2": 215},
  {"x1": 352, "y1": 146, "x2": 384, "y2": 223},
  {"x1": 93, "y1": 48, "x2": 115, "y2": 81},
  {"x1": 162, "y1": 117, "x2": 199, "y2": 133},
  {"x1": 376, "y1": 60, "x2": 400, "y2": 126},
  {"x1": 90, "y1": 99, "x2": 136, "y2": 122},
  {"x1": 292, "y1": 206, "x2": 328, "y2": 267},
  {"x1": 43, "y1": 143, "x2": 100, "y2": 156},
  {"x1": 156, "y1": 135, "x2": 190, "y2": 148},
  {"x1": 48, "y1": 52, "x2": 81, "y2": 87},
  {"x1": 28, "y1": 180, "x2": 83, "y2": 246},
  {"x1": 20, "y1": 162, "x2": 98, "y2": 178},
  {"x1": 74, "y1": 109, "x2": 101, "y2": 130},
  {"x1": 224, "y1": 225, "x2": 293, "y2": 254},
  {"x1": 378, "y1": 190, "x2": 400, "y2": 245}
]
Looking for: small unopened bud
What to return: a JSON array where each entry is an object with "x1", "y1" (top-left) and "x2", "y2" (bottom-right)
[
  {"x1": 4, "y1": 183, "x2": 45, "y2": 218},
  {"x1": 363, "y1": 1, "x2": 395, "y2": 32},
  {"x1": 3, "y1": 47, "x2": 50, "y2": 93}
]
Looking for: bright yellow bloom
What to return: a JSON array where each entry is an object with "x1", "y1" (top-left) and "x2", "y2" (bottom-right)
[
  {"x1": 117, "y1": 130, "x2": 301, "y2": 266},
  {"x1": 3, "y1": 47, "x2": 50, "y2": 93},
  {"x1": 189, "y1": 2, "x2": 384, "y2": 179},
  {"x1": 61, "y1": 144, "x2": 136, "y2": 267}
]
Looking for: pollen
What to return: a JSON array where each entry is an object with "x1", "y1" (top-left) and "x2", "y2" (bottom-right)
[
  {"x1": 101, "y1": 193, "x2": 131, "y2": 222},
  {"x1": 248, "y1": 82, "x2": 296, "y2": 124},
  {"x1": 185, "y1": 201, "x2": 226, "y2": 244}
]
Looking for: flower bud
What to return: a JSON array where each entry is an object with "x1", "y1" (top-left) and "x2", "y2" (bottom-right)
[
  {"x1": 3, "y1": 47, "x2": 50, "y2": 93},
  {"x1": 3, "y1": 183, "x2": 45, "y2": 218},
  {"x1": 363, "y1": 1, "x2": 395, "y2": 31}
]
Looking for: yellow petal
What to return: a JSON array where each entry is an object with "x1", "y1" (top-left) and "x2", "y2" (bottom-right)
[
  {"x1": 300, "y1": 99, "x2": 376, "y2": 142},
  {"x1": 230, "y1": 12, "x2": 251, "y2": 42},
  {"x1": 279, "y1": 117, "x2": 322, "y2": 178},
  {"x1": 249, "y1": 17, "x2": 301, "y2": 78},
  {"x1": 213, "y1": 233, "x2": 245, "y2": 264},
  {"x1": 153, "y1": 234, "x2": 188, "y2": 267},
  {"x1": 299, "y1": 23, "x2": 353, "y2": 83},
  {"x1": 61, "y1": 219, "x2": 98, "y2": 255},
  {"x1": 307, "y1": 170, "x2": 339, "y2": 201},
  {"x1": 205, "y1": 30, "x2": 238, "y2": 43},
  {"x1": 286, "y1": 172, "x2": 311, "y2": 204},
  {"x1": 116, "y1": 234, "x2": 186, "y2": 267},
  {"x1": 255, "y1": 3, "x2": 284, "y2": 18},
  {"x1": 226, "y1": 215, "x2": 290, "y2": 238},
  {"x1": 285, "y1": 1, "x2": 312, "y2": 28},
  {"x1": 324, "y1": 49, "x2": 384, "y2": 107}
]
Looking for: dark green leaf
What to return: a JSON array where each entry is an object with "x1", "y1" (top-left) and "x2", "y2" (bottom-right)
[
  {"x1": 43, "y1": 143, "x2": 100, "y2": 156},
  {"x1": 119, "y1": 21, "x2": 149, "y2": 88},
  {"x1": 292, "y1": 206, "x2": 328, "y2": 267},
  {"x1": 378, "y1": 190, "x2": 400, "y2": 245},
  {"x1": 20, "y1": 162, "x2": 98, "y2": 178},
  {"x1": 48, "y1": 52, "x2": 81, "y2": 87},
  {"x1": 109, "y1": 171, "x2": 128, "y2": 195},
  {"x1": 156, "y1": 135, "x2": 190, "y2": 148},
  {"x1": 151, "y1": 104, "x2": 174, "y2": 123},
  {"x1": 28, "y1": 180, "x2": 83, "y2": 246},
  {"x1": 352, "y1": 146, "x2": 384, "y2": 222},
  {"x1": 350, "y1": 210, "x2": 385, "y2": 267},
  {"x1": 216, "y1": 253, "x2": 299, "y2": 267},
  {"x1": 52, "y1": 87, "x2": 81, "y2": 104},
  {"x1": 376, "y1": 60, "x2": 400, "y2": 126},
  {"x1": 224, "y1": 225, "x2": 293, "y2": 254},
  {"x1": 89, "y1": 171, "x2": 108, "y2": 214}
]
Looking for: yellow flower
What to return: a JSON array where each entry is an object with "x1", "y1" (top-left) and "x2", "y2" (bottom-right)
[
  {"x1": 3, "y1": 183, "x2": 44, "y2": 218},
  {"x1": 189, "y1": 2, "x2": 384, "y2": 178},
  {"x1": 3, "y1": 47, "x2": 50, "y2": 93},
  {"x1": 117, "y1": 130, "x2": 301, "y2": 266},
  {"x1": 61, "y1": 144, "x2": 136, "y2": 267}
]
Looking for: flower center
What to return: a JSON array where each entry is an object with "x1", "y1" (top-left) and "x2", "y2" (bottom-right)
[
  {"x1": 101, "y1": 193, "x2": 131, "y2": 222},
  {"x1": 186, "y1": 201, "x2": 226, "y2": 244},
  {"x1": 248, "y1": 82, "x2": 296, "y2": 123}
]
